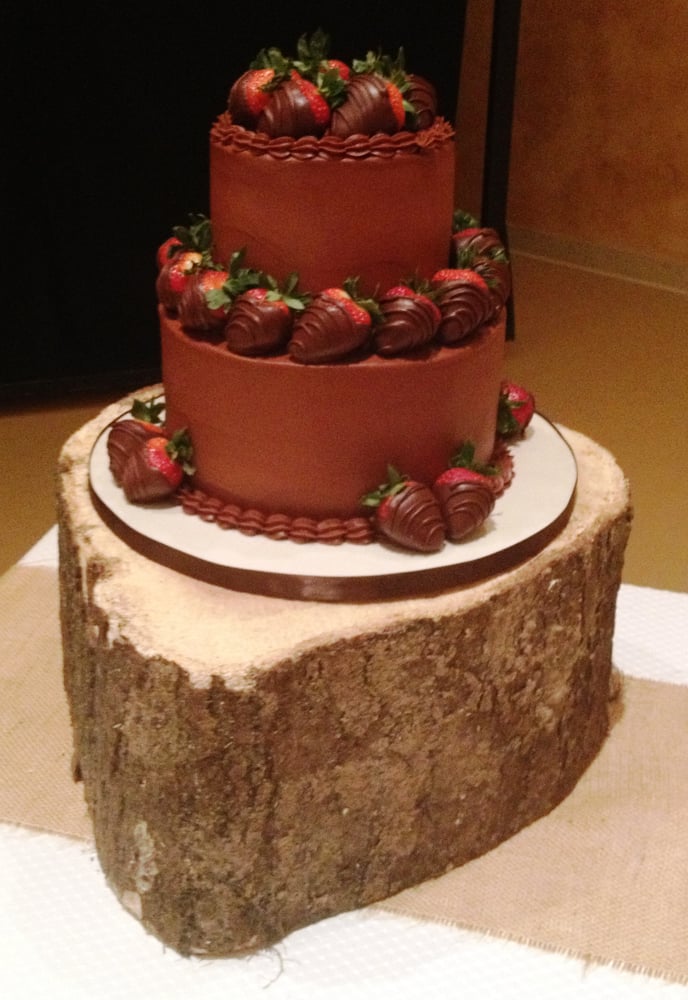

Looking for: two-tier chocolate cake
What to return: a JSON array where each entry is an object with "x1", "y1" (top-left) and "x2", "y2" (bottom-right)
[{"x1": 58, "y1": 32, "x2": 632, "y2": 956}]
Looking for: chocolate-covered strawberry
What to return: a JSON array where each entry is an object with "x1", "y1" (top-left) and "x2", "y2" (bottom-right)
[
  {"x1": 451, "y1": 226, "x2": 505, "y2": 266},
  {"x1": 472, "y1": 255, "x2": 512, "y2": 311},
  {"x1": 225, "y1": 274, "x2": 307, "y2": 356},
  {"x1": 120, "y1": 430, "x2": 194, "y2": 504},
  {"x1": 156, "y1": 235, "x2": 182, "y2": 270},
  {"x1": 490, "y1": 438, "x2": 515, "y2": 493},
  {"x1": 431, "y1": 268, "x2": 495, "y2": 344},
  {"x1": 405, "y1": 74, "x2": 437, "y2": 129},
  {"x1": 178, "y1": 266, "x2": 230, "y2": 332},
  {"x1": 155, "y1": 214, "x2": 214, "y2": 272},
  {"x1": 375, "y1": 284, "x2": 440, "y2": 356},
  {"x1": 331, "y1": 47, "x2": 417, "y2": 137},
  {"x1": 497, "y1": 381, "x2": 535, "y2": 437},
  {"x1": 362, "y1": 466, "x2": 445, "y2": 553},
  {"x1": 289, "y1": 280, "x2": 378, "y2": 364},
  {"x1": 228, "y1": 68, "x2": 279, "y2": 127},
  {"x1": 155, "y1": 214, "x2": 216, "y2": 313},
  {"x1": 451, "y1": 225, "x2": 511, "y2": 309},
  {"x1": 107, "y1": 398, "x2": 165, "y2": 484},
  {"x1": 257, "y1": 71, "x2": 335, "y2": 138},
  {"x1": 180, "y1": 247, "x2": 264, "y2": 334},
  {"x1": 433, "y1": 466, "x2": 495, "y2": 542},
  {"x1": 448, "y1": 440, "x2": 505, "y2": 496},
  {"x1": 227, "y1": 44, "x2": 293, "y2": 128},
  {"x1": 330, "y1": 72, "x2": 405, "y2": 137},
  {"x1": 156, "y1": 251, "x2": 203, "y2": 312}
]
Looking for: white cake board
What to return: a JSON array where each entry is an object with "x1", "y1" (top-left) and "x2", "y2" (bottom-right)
[{"x1": 89, "y1": 410, "x2": 577, "y2": 601}]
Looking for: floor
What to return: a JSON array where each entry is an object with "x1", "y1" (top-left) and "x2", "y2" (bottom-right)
[{"x1": 1, "y1": 254, "x2": 686, "y2": 592}]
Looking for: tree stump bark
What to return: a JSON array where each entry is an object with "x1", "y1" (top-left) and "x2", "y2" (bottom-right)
[{"x1": 57, "y1": 392, "x2": 632, "y2": 956}]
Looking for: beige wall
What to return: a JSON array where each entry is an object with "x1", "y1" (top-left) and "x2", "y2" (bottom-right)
[{"x1": 457, "y1": 1, "x2": 688, "y2": 286}]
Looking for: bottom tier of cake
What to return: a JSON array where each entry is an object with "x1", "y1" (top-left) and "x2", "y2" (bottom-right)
[{"x1": 57, "y1": 396, "x2": 631, "y2": 957}]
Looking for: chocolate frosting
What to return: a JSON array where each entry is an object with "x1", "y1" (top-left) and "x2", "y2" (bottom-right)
[
  {"x1": 289, "y1": 296, "x2": 370, "y2": 363},
  {"x1": 434, "y1": 480, "x2": 495, "y2": 541},
  {"x1": 436, "y1": 279, "x2": 495, "y2": 344},
  {"x1": 330, "y1": 74, "x2": 399, "y2": 138},
  {"x1": 161, "y1": 309, "x2": 506, "y2": 520},
  {"x1": 178, "y1": 488, "x2": 376, "y2": 544},
  {"x1": 225, "y1": 296, "x2": 293, "y2": 355},
  {"x1": 376, "y1": 294, "x2": 439, "y2": 356},
  {"x1": 209, "y1": 112, "x2": 455, "y2": 296},
  {"x1": 257, "y1": 77, "x2": 326, "y2": 138},
  {"x1": 378, "y1": 483, "x2": 446, "y2": 553}
]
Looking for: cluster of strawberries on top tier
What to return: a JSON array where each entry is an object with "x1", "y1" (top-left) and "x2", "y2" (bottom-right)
[
  {"x1": 226, "y1": 30, "x2": 439, "y2": 139},
  {"x1": 156, "y1": 212, "x2": 511, "y2": 364}
]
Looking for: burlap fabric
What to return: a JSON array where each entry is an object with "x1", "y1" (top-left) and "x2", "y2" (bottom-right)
[{"x1": 1, "y1": 564, "x2": 687, "y2": 983}]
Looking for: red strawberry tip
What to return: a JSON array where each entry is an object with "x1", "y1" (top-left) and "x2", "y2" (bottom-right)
[{"x1": 323, "y1": 278, "x2": 380, "y2": 325}]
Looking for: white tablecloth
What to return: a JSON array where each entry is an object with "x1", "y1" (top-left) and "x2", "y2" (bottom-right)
[{"x1": 2, "y1": 528, "x2": 687, "y2": 999}]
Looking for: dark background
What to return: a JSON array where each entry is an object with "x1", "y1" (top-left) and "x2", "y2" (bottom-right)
[{"x1": 3, "y1": 2, "x2": 468, "y2": 400}]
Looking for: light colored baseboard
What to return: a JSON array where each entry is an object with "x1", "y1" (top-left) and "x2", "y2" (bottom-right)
[{"x1": 508, "y1": 227, "x2": 688, "y2": 296}]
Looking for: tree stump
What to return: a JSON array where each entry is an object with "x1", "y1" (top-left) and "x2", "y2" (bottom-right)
[{"x1": 57, "y1": 391, "x2": 632, "y2": 956}]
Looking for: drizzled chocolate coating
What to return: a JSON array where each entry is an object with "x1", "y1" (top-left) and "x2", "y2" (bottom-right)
[
  {"x1": 376, "y1": 294, "x2": 439, "y2": 356},
  {"x1": 289, "y1": 295, "x2": 370, "y2": 364},
  {"x1": 120, "y1": 447, "x2": 176, "y2": 504},
  {"x1": 434, "y1": 479, "x2": 495, "y2": 541},
  {"x1": 178, "y1": 274, "x2": 225, "y2": 332},
  {"x1": 378, "y1": 482, "x2": 446, "y2": 553},
  {"x1": 155, "y1": 261, "x2": 181, "y2": 312},
  {"x1": 257, "y1": 77, "x2": 327, "y2": 138},
  {"x1": 436, "y1": 277, "x2": 495, "y2": 344},
  {"x1": 406, "y1": 74, "x2": 437, "y2": 130},
  {"x1": 225, "y1": 297, "x2": 293, "y2": 356},
  {"x1": 472, "y1": 256, "x2": 512, "y2": 309},
  {"x1": 452, "y1": 227, "x2": 505, "y2": 263},
  {"x1": 107, "y1": 420, "x2": 159, "y2": 485},
  {"x1": 227, "y1": 71, "x2": 263, "y2": 128},
  {"x1": 330, "y1": 74, "x2": 399, "y2": 138}
]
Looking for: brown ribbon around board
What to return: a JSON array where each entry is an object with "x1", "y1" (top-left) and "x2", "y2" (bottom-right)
[{"x1": 1, "y1": 563, "x2": 687, "y2": 984}]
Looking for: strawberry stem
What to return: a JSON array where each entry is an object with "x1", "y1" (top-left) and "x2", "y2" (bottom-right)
[{"x1": 131, "y1": 398, "x2": 164, "y2": 424}]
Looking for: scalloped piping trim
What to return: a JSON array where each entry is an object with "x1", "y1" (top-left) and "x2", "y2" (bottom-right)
[
  {"x1": 210, "y1": 112, "x2": 455, "y2": 160},
  {"x1": 175, "y1": 441, "x2": 515, "y2": 547},
  {"x1": 176, "y1": 489, "x2": 376, "y2": 544}
]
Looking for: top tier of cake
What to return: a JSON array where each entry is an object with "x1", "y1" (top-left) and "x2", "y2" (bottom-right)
[
  {"x1": 209, "y1": 115, "x2": 456, "y2": 296},
  {"x1": 208, "y1": 32, "x2": 457, "y2": 296}
]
